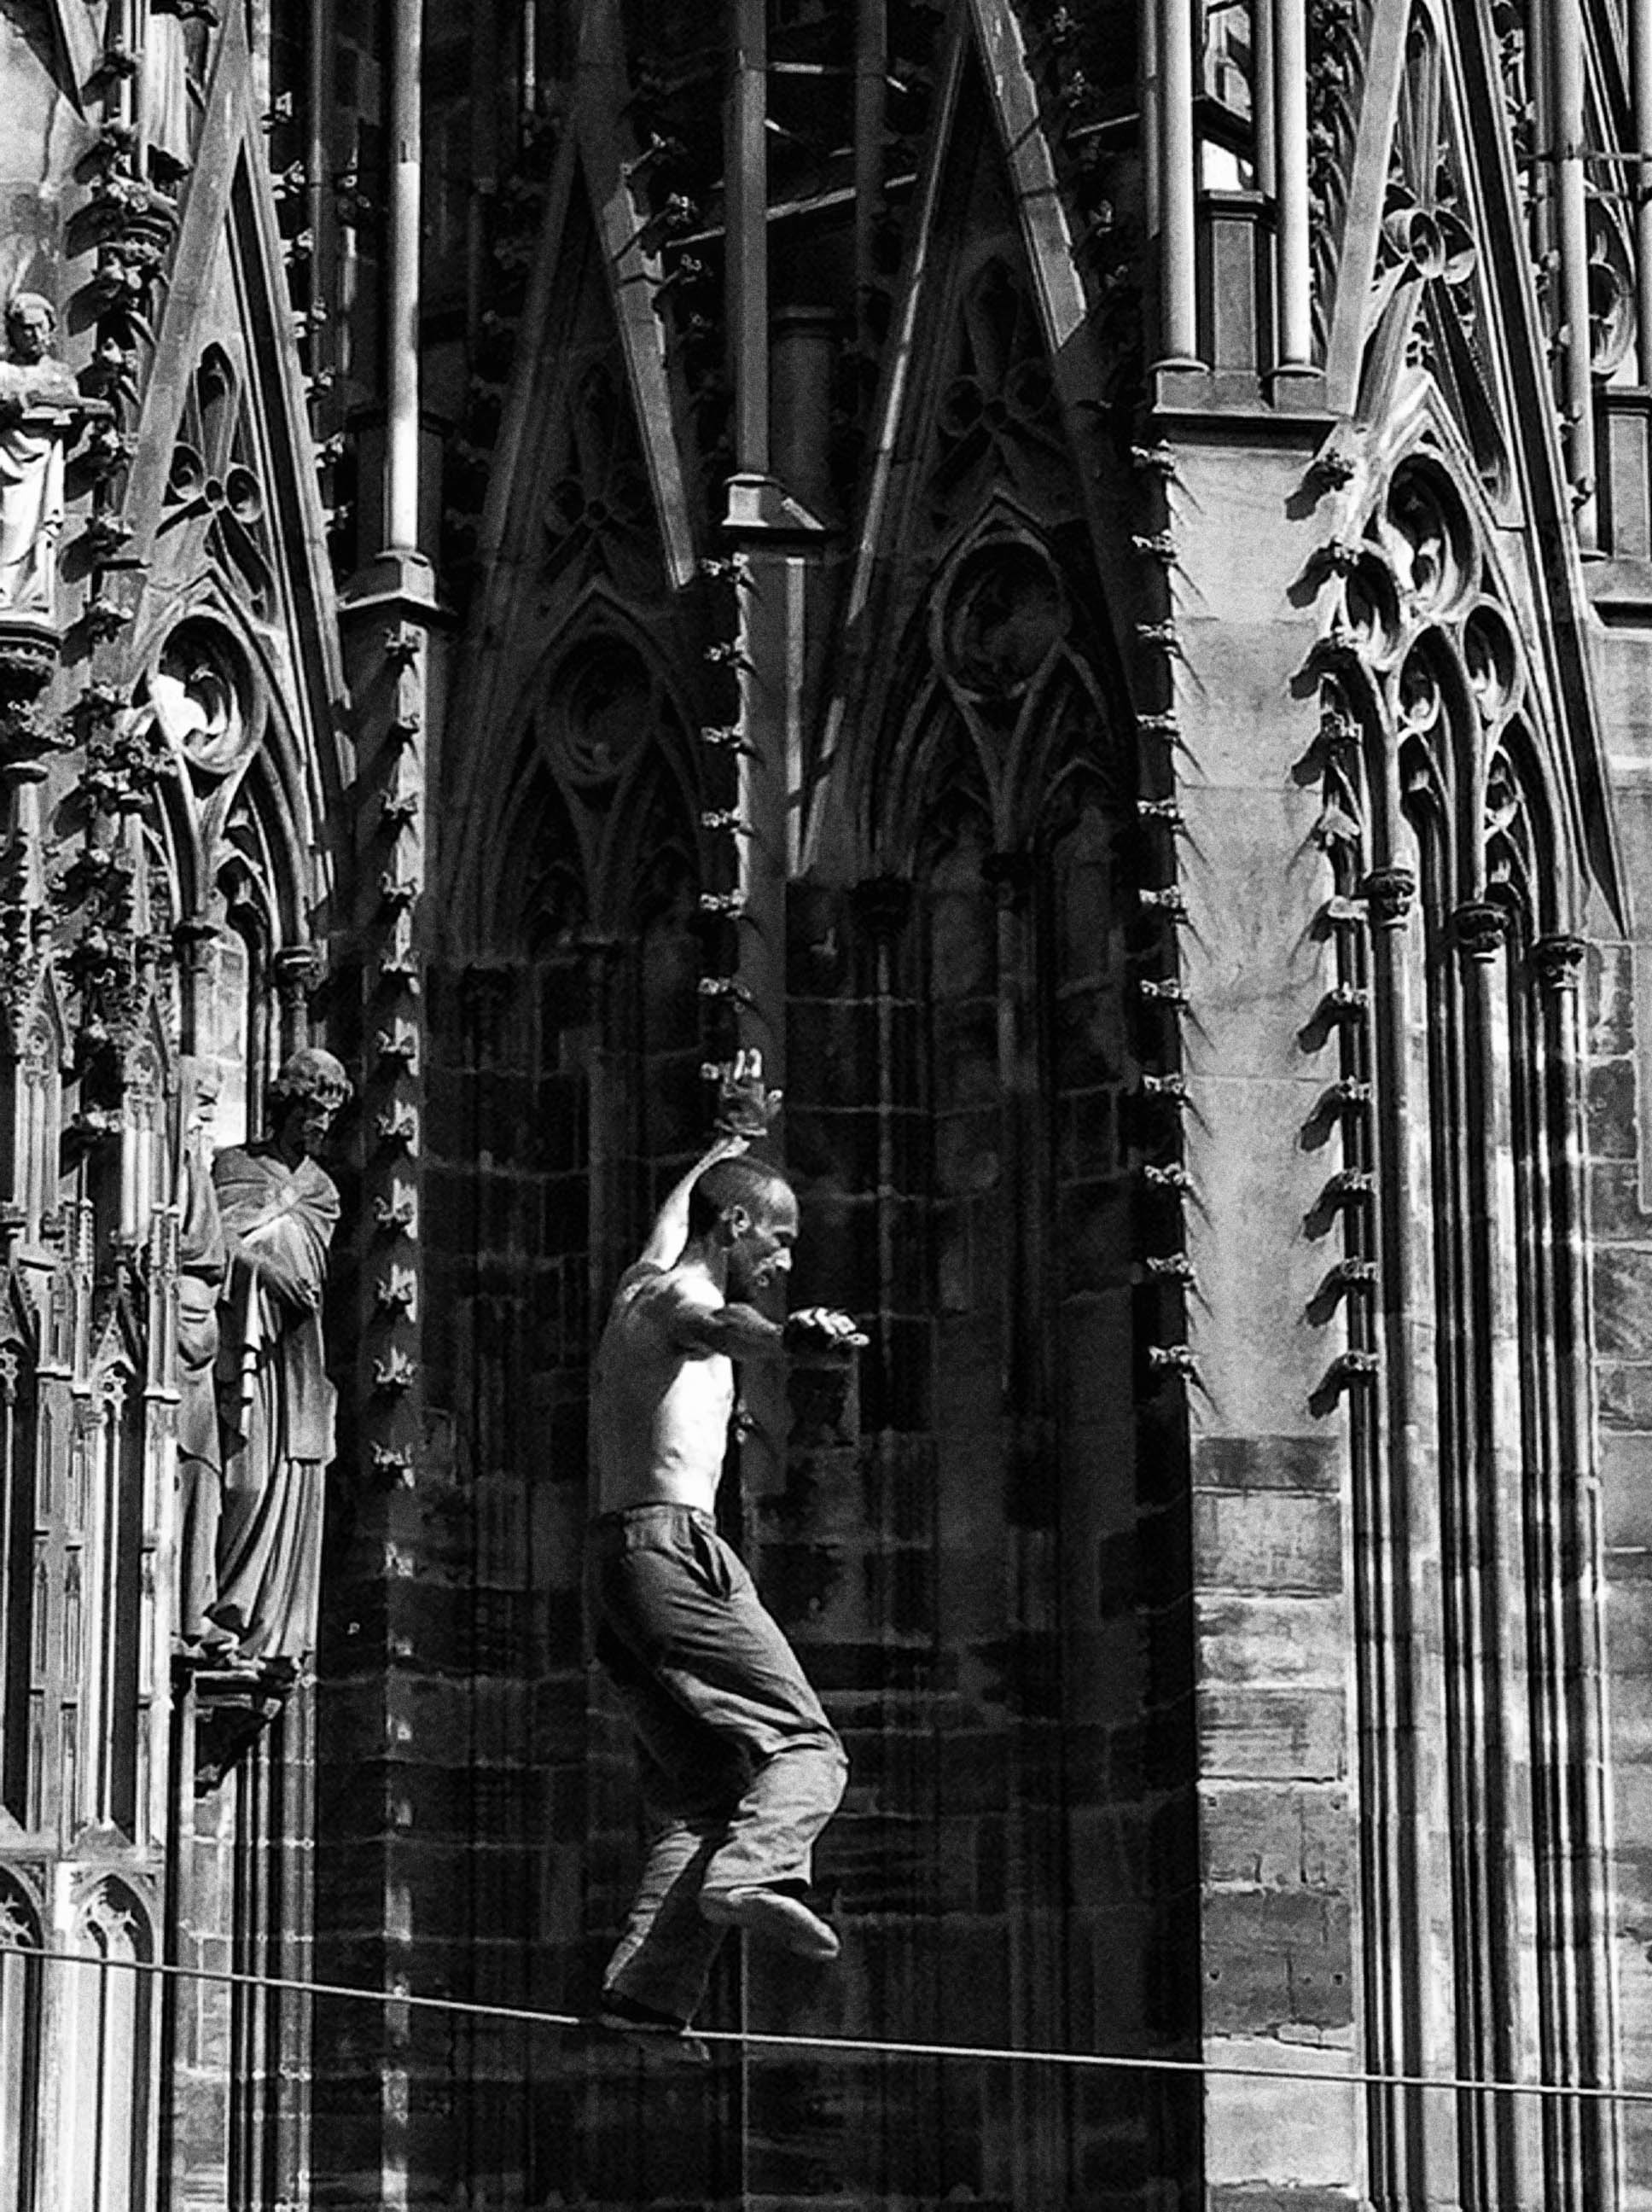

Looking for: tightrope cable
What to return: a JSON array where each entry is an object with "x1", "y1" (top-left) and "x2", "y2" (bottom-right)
[{"x1": 0, "y1": 1940, "x2": 1645, "y2": 2106}]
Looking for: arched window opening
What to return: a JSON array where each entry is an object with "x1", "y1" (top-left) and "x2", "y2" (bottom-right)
[
  {"x1": 509, "y1": 765, "x2": 592, "y2": 1410},
  {"x1": 0, "y1": 1872, "x2": 42, "y2": 2212},
  {"x1": 916, "y1": 767, "x2": 997, "y2": 1371},
  {"x1": 1318, "y1": 472, "x2": 1612, "y2": 2199},
  {"x1": 0, "y1": 1320, "x2": 38, "y2": 1828},
  {"x1": 10, "y1": 992, "x2": 65, "y2": 1249},
  {"x1": 84, "y1": 1361, "x2": 143, "y2": 1839},
  {"x1": 626, "y1": 777, "x2": 706, "y2": 1225},
  {"x1": 206, "y1": 857, "x2": 272, "y2": 1152},
  {"x1": 195, "y1": 347, "x2": 236, "y2": 465},
  {"x1": 62, "y1": 1883, "x2": 154, "y2": 2212}
]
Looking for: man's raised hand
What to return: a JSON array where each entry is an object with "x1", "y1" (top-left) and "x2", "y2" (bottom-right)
[
  {"x1": 782, "y1": 1306, "x2": 870, "y2": 1355},
  {"x1": 704, "y1": 1046, "x2": 783, "y2": 1141}
]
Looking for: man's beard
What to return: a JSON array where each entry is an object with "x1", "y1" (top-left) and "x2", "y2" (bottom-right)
[{"x1": 727, "y1": 1250, "x2": 772, "y2": 1304}]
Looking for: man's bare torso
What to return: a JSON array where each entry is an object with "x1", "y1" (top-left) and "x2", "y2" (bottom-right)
[{"x1": 591, "y1": 1261, "x2": 734, "y2": 1514}]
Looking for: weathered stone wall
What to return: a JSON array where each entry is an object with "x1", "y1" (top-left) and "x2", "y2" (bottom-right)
[
  {"x1": 1590, "y1": 614, "x2": 1652, "y2": 2208},
  {"x1": 1167, "y1": 430, "x2": 1364, "y2": 2206}
]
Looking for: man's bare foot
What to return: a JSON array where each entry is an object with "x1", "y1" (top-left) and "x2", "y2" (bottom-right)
[{"x1": 701, "y1": 1885, "x2": 841, "y2": 1961}]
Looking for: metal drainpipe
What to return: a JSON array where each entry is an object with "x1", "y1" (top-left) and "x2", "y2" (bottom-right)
[
  {"x1": 308, "y1": 0, "x2": 334, "y2": 403},
  {"x1": 1271, "y1": 0, "x2": 1311, "y2": 371},
  {"x1": 1253, "y1": 0, "x2": 1275, "y2": 201},
  {"x1": 853, "y1": 0, "x2": 886, "y2": 348},
  {"x1": 729, "y1": 0, "x2": 770, "y2": 475},
  {"x1": 1633, "y1": 0, "x2": 1652, "y2": 385},
  {"x1": 386, "y1": 0, "x2": 423, "y2": 556},
  {"x1": 1158, "y1": 0, "x2": 1199, "y2": 364},
  {"x1": 1553, "y1": 0, "x2": 1597, "y2": 545}
]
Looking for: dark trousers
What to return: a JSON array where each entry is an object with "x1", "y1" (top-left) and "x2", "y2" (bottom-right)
[{"x1": 585, "y1": 1503, "x2": 848, "y2": 2023}]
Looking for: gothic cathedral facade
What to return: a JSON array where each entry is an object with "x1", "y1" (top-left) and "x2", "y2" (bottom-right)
[{"x1": 3, "y1": 1, "x2": 1652, "y2": 2207}]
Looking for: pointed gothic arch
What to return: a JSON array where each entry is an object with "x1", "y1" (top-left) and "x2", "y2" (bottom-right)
[
  {"x1": 867, "y1": 507, "x2": 1132, "y2": 880},
  {"x1": 0, "y1": 1282, "x2": 39, "y2": 1831},
  {"x1": 0, "y1": 1867, "x2": 42, "y2": 2212},
  {"x1": 453, "y1": 584, "x2": 703, "y2": 955},
  {"x1": 61, "y1": 1877, "x2": 157, "y2": 2212},
  {"x1": 3, "y1": 966, "x2": 71, "y2": 1245},
  {"x1": 506, "y1": 758, "x2": 590, "y2": 964},
  {"x1": 1313, "y1": 428, "x2": 1616, "y2": 2203}
]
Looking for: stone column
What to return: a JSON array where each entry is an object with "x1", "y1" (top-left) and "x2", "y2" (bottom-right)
[
  {"x1": 272, "y1": 942, "x2": 323, "y2": 1062},
  {"x1": 1360, "y1": 861, "x2": 1460, "y2": 2202},
  {"x1": 1530, "y1": 929, "x2": 1620, "y2": 2202},
  {"x1": 1450, "y1": 896, "x2": 1544, "y2": 2201}
]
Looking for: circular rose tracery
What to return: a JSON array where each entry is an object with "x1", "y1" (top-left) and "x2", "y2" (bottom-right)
[
  {"x1": 149, "y1": 620, "x2": 252, "y2": 777},
  {"x1": 555, "y1": 637, "x2": 653, "y2": 787},
  {"x1": 939, "y1": 542, "x2": 1069, "y2": 700}
]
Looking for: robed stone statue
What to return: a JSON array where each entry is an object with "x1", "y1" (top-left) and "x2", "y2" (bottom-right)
[
  {"x1": 0, "y1": 293, "x2": 79, "y2": 620},
  {"x1": 208, "y1": 1047, "x2": 347, "y2": 1670},
  {"x1": 173, "y1": 1058, "x2": 229, "y2": 1651}
]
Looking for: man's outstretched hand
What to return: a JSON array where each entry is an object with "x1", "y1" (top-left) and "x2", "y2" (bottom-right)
[
  {"x1": 705, "y1": 1046, "x2": 782, "y2": 1140},
  {"x1": 782, "y1": 1306, "x2": 870, "y2": 1355}
]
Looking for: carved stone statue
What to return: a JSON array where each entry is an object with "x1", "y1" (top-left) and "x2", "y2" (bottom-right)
[
  {"x1": 210, "y1": 1047, "x2": 347, "y2": 1669},
  {"x1": 0, "y1": 294, "x2": 79, "y2": 622},
  {"x1": 173, "y1": 1057, "x2": 230, "y2": 1651},
  {"x1": 146, "y1": 4, "x2": 215, "y2": 182}
]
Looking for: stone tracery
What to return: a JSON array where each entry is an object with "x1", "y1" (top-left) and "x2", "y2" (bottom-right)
[{"x1": 1315, "y1": 439, "x2": 1614, "y2": 2199}]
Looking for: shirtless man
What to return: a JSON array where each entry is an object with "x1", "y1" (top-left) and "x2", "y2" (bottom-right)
[{"x1": 586, "y1": 1057, "x2": 863, "y2": 2049}]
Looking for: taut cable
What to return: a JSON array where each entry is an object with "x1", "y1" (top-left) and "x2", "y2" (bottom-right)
[{"x1": 0, "y1": 1940, "x2": 1645, "y2": 2104}]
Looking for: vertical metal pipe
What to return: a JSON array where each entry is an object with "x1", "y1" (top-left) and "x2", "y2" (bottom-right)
[
  {"x1": 307, "y1": 0, "x2": 334, "y2": 393},
  {"x1": 853, "y1": 0, "x2": 887, "y2": 348},
  {"x1": 1633, "y1": 0, "x2": 1652, "y2": 382},
  {"x1": 1141, "y1": 0, "x2": 1160, "y2": 240},
  {"x1": 385, "y1": 0, "x2": 424, "y2": 555},
  {"x1": 521, "y1": 0, "x2": 538, "y2": 122},
  {"x1": 1253, "y1": 0, "x2": 1276, "y2": 200},
  {"x1": 1554, "y1": 0, "x2": 1597, "y2": 543},
  {"x1": 468, "y1": 0, "x2": 501, "y2": 354},
  {"x1": 1159, "y1": 0, "x2": 1200, "y2": 364},
  {"x1": 729, "y1": 0, "x2": 770, "y2": 473},
  {"x1": 1271, "y1": 0, "x2": 1311, "y2": 367},
  {"x1": 724, "y1": 0, "x2": 788, "y2": 1594}
]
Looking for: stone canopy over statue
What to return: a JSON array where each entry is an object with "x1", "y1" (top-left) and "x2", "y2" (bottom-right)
[{"x1": 172, "y1": 1047, "x2": 348, "y2": 1674}]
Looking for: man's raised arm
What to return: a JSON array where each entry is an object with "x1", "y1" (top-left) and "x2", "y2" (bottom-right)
[
  {"x1": 634, "y1": 1132, "x2": 750, "y2": 1272},
  {"x1": 669, "y1": 1301, "x2": 867, "y2": 1361}
]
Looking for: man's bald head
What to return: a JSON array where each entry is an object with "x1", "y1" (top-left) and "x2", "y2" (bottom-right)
[{"x1": 689, "y1": 1155, "x2": 795, "y2": 1237}]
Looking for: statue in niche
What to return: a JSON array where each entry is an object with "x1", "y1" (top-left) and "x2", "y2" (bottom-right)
[
  {"x1": 146, "y1": 3, "x2": 217, "y2": 183},
  {"x1": 210, "y1": 1048, "x2": 347, "y2": 1671},
  {"x1": 173, "y1": 1057, "x2": 230, "y2": 1653},
  {"x1": 0, "y1": 294, "x2": 79, "y2": 621}
]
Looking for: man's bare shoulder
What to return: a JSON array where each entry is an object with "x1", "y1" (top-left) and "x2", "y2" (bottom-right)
[{"x1": 607, "y1": 1261, "x2": 724, "y2": 1345}]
